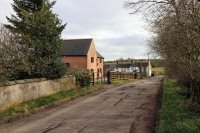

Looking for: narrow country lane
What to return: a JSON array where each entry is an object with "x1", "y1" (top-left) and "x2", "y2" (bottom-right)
[{"x1": 0, "y1": 76, "x2": 163, "y2": 133}]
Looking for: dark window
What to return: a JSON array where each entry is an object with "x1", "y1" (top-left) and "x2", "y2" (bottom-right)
[
  {"x1": 91, "y1": 69, "x2": 94, "y2": 73},
  {"x1": 100, "y1": 58, "x2": 102, "y2": 63},
  {"x1": 66, "y1": 63, "x2": 70, "y2": 68},
  {"x1": 91, "y1": 57, "x2": 94, "y2": 63}
]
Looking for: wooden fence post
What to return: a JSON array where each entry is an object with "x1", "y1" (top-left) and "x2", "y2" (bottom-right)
[
  {"x1": 92, "y1": 73, "x2": 95, "y2": 86},
  {"x1": 101, "y1": 73, "x2": 103, "y2": 83},
  {"x1": 107, "y1": 71, "x2": 111, "y2": 84},
  {"x1": 97, "y1": 73, "x2": 99, "y2": 84},
  {"x1": 104, "y1": 73, "x2": 105, "y2": 83}
]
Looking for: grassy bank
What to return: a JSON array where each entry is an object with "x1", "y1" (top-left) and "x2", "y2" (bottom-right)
[{"x1": 157, "y1": 79, "x2": 200, "y2": 133}]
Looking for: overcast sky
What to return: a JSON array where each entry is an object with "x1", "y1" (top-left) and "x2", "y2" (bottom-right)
[{"x1": 0, "y1": 0, "x2": 151, "y2": 61}]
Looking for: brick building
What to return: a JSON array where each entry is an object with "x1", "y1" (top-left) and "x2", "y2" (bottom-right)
[{"x1": 62, "y1": 39, "x2": 104, "y2": 75}]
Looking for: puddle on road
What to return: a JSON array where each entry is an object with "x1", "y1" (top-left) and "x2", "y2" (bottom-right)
[
  {"x1": 119, "y1": 92, "x2": 125, "y2": 95},
  {"x1": 117, "y1": 86, "x2": 135, "y2": 91},
  {"x1": 129, "y1": 85, "x2": 136, "y2": 88}
]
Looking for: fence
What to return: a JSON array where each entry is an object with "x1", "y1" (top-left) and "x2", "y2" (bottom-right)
[
  {"x1": 90, "y1": 72, "x2": 145, "y2": 86},
  {"x1": 90, "y1": 72, "x2": 107, "y2": 86}
]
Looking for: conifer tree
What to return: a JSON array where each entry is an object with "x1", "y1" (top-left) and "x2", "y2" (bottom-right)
[{"x1": 6, "y1": 0, "x2": 66, "y2": 79}]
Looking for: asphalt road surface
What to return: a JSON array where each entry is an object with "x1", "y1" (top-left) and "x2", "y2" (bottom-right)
[{"x1": 0, "y1": 76, "x2": 163, "y2": 133}]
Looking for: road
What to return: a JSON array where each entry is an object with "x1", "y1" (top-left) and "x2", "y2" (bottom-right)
[{"x1": 0, "y1": 76, "x2": 163, "y2": 133}]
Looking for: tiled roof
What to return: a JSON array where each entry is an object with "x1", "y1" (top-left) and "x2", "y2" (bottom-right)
[
  {"x1": 116, "y1": 64, "x2": 132, "y2": 68},
  {"x1": 62, "y1": 39, "x2": 92, "y2": 56},
  {"x1": 115, "y1": 62, "x2": 149, "y2": 68},
  {"x1": 97, "y1": 51, "x2": 104, "y2": 59}
]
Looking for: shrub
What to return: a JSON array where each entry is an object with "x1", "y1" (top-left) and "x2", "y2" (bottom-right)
[
  {"x1": 44, "y1": 60, "x2": 66, "y2": 79},
  {"x1": 74, "y1": 70, "x2": 91, "y2": 87},
  {"x1": 0, "y1": 76, "x2": 7, "y2": 84}
]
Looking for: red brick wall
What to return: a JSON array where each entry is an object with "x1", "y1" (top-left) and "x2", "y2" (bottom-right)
[{"x1": 62, "y1": 56, "x2": 87, "y2": 73}]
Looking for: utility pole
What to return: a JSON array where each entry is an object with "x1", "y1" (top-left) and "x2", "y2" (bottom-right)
[{"x1": 147, "y1": 53, "x2": 151, "y2": 77}]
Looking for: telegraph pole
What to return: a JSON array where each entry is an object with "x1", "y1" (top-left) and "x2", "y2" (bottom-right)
[{"x1": 147, "y1": 53, "x2": 151, "y2": 76}]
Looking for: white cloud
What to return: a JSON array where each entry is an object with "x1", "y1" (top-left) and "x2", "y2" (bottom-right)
[{"x1": 0, "y1": 0, "x2": 151, "y2": 60}]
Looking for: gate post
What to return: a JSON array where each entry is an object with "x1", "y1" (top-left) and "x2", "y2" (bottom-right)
[
  {"x1": 92, "y1": 73, "x2": 95, "y2": 86},
  {"x1": 107, "y1": 70, "x2": 111, "y2": 84}
]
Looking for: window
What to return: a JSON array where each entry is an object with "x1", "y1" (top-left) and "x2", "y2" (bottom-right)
[
  {"x1": 91, "y1": 57, "x2": 94, "y2": 63},
  {"x1": 100, "y1": 58, "x2": 102, "y2": 63},
  {"x1": 91, "y1": 69, "x2": 94, "y2": 73},
  {"x1": 66, "y1": 63, "x2": 70, "y2": 68}
]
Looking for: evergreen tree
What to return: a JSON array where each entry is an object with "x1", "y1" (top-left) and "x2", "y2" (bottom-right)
[{"x1": 6, "y1": 0, "x2": 66, "y2": 79}]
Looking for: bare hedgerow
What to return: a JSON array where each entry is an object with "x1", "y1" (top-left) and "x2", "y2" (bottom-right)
[
  {"x1": 125, "y1": 0, "x2": 200, "y2": 103},
  {"x1": 0, "y1": 24, "x2": 30, "y2": 82}
]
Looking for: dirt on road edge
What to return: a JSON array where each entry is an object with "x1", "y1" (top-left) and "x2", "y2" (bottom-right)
[{"x1": 152, "y1": 78, "x2": 164, "y2": 133}]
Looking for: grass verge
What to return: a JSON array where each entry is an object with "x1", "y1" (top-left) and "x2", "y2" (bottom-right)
[{"x1": 156, "y1": 78, "x2": 200, "y2": 133}]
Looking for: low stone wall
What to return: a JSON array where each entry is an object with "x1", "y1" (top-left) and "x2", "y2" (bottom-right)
[{"x1": 0, "y1": 76, "x2": 76, "y2": 111}]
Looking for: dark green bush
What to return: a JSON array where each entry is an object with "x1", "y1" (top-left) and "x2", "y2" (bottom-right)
[
  {"x1": 44, "y1": 60, "x2": 66, "y2": 79},
  {"x1": 74, "y1": 70, "x2": 91, "y2": 87},
  {"x1": 0, "y1": 76, "x2": 7, "y2": 84},
  {"x1": 9, "y1": 68, "x2": 30, "y2": 81},
  {"x1": 4, "y1": 0, "x2": 66, "y2": 81}
]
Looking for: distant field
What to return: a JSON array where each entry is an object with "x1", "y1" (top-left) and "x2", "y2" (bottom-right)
[
  {"x1": 152, "y1": 67, "x2": 165, "y2": 75},
  {"x1": 152, "y1": 67, "x2": 164, "y2": 71}
]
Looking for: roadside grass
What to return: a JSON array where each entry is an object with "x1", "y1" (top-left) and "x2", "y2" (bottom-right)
[{"x1": 157, "y1": 78, "x2": 200, "y2": 133}]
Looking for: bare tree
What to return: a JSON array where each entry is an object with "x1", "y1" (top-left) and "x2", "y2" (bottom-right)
[
  {"x1": 0, "y1": 24, "x2": 30, "y2": 82},
  {"x1": 125, "y1": 0, "x2": 200, "y2": 102}
]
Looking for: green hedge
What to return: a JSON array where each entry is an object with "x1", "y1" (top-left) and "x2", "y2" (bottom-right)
[{"x1": 74, "y1": 70, "x2": 91, "y2": 87}]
